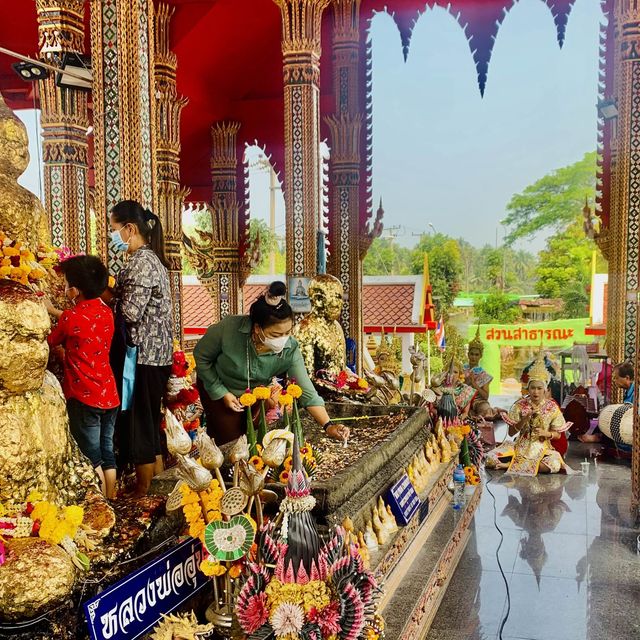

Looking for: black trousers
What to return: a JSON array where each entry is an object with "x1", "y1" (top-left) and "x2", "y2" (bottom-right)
[{"x1": 119, "y1": 363, "x2": 171, "y2": 465}]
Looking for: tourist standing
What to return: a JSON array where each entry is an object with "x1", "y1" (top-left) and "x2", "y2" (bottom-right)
[
  {"x1": 110, "y1": 200, "x2": 173, "y2": 496},
  {"x1": 45, "y1": 255, "x2": 119, "y2": 499}
]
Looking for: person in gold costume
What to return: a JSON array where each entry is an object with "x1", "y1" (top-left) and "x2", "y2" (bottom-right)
[
  {"x1": 0, "y1": 93, "x2": 49, "y2": 247},
  {"x1": 464, "y1": 326, "x2": 493, "y2": 401},
  {"x1": 293, "y1": 274, "x2": 346, "y2": 376},
  {"x1": 486, "y1": 350, "x2": 570, "y2": 476}
]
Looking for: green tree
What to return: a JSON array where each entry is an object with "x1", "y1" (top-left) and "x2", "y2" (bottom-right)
[
  {"x1": 248, "y1": 218, "x2": 286, "y2": 275},
  {"x1": 535, "y1": 218, "x2": 606, "y2": 317},
  {"x1": 363, "y1": 237, "x2": 412, "y2": 275},
  {"x1": 474, "y1": 292, "x2": 522, "y2": 324},
  {"x1": 410, "y1": 233, "x2": 463, "y2": 313},
  {"x1": 503, "y1": 151, "x2": 597, "y2": 244}
]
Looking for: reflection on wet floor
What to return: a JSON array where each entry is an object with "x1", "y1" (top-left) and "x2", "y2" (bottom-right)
[{"x1": 426, "y1": 443, "x2": 640, "y2": 640}]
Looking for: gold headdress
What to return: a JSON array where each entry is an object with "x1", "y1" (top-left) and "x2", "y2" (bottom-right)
[
  {"x1": 468, "y1": 324, "x2": 484, "y2": 355},
  {"x1": 527, "y1": 349, "x2": 550, "y2": 386}
]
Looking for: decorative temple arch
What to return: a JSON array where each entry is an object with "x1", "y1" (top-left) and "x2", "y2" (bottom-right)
[{"x1": 0, "y1": 0, "x2": 638, "y2": 511}]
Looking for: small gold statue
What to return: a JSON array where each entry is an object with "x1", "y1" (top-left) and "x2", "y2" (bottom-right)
[{"x1": 294, "y1": 274, "x2": 346, "y2": 376}]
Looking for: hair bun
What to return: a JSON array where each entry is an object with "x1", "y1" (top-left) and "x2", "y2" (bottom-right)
[{"x1": 265, "y1": 280, "x2": 287, "y2": 307}]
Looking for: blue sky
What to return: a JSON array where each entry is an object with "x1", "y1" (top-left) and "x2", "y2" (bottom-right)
[
  {"x1": 370, "y1": 0, "x2": 603, "y2": 250},
  {"x1": 18, "y1": 0, "x2": 602, "y2": 253}
]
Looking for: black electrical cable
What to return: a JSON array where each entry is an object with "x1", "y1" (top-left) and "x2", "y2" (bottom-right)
[{"x1": 484, "y1": 469, "x2": 511, "y2": 640}]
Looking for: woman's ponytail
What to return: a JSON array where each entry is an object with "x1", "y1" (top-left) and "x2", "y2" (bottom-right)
[
  {"x1": 144, "y1": 209, "x2": 169, "y2": 269},
  {"x1": 111, "y1": 200, "x2": 170, "y2": 269}
]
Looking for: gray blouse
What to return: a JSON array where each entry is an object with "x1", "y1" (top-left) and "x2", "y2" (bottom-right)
[{"x1": 117, "y1": 246, "x2": 173, "y2": 366}]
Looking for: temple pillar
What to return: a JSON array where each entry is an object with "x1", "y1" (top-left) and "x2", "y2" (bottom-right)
[
  {"x1": 326, "y1": 114, "x2": 363, "y2": 369},
  {"x1": 90, "y1": 0, "x2": 157, "y2": 270},
  {"x1": 273, "y1": 0, "x2": 330, "y2": 277},
  {"x1": 184, "y1": 122, "x2": 248, "y2": 321},
  {"x1": 326, "y1": 0, "x2": 382, "y2": 372},
  {"x1": 608, "y1": 1, "x2": 640, "y2": 367},
  {"x1": 36, "y1": 0, "x2": 90, "y2": 253},
  {"x1": 606, "y1": 1, "x2": 640, "y2": 514},
  {"x1": 154, "y1": 3, "x2": 189, "y2": 343}
]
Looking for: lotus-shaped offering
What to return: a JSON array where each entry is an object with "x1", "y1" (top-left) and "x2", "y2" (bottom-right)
[
  {"x1": 196, "y1": 428, "x2": 226, "y2": 489},
  {"x1": 227, "y1": 435, "x2": 250, "y2": 465},
  {"x1": 165, "y1": 409, "x2": 193, "y2": 456},
  {"x1": 261, "y1": 429, "x2": 294, "y2": 469},
  {"x1": 175, "y1": 454, "x2": 212, "y2": 492},
  {"x1": 239, "y1": 460, "x2": 265, "y2": 497}
]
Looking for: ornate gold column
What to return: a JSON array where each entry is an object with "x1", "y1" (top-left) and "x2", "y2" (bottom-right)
[
  {"x1": 36, "y1": 0, "x2": 90, "y2": 253},
  {"x1": 326, "y1": 0, "x2": 382, "y2": 372},
  {"x1": 90, "y1": 0, "x2": 157, "y2": 270},
  {"x1": 274, "y1": 0, "x2": 331, "y2": 277},
  {"x1": 607, "y1": 1, "x2": 640, "y2": 513},
  {"x1": 608, "y1": 1, "x2": 640, "y2": 366},
  {"x1": 184, "y1": 122, "x2": 252, "y2": 320},
  {"x1": 154, "y1": 3, "x2": 189, "y2": 343},
  {"x1": 327, "y1": 0, "x2": 361, "y2": 369}
]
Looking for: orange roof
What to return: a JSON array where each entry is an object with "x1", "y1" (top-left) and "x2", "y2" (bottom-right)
[
  {"x1": 183, "y1": 276, "x2": 423, "y2": 332},
  {"x1": 183, "y1": 281, "x2": 216, "y2": 329},
  {"x1": 363, "y1": 283, "x2": 416, "y2": 328}
]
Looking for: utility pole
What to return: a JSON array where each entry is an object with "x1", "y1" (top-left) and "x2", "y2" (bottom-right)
[{"x1": 269, "y1": 165, "x2": 277, "y2": 275}]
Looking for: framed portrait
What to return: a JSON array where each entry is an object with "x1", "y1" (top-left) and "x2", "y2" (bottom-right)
[{"x1": 288, "y1": 276, "x2": 312, "y2": 313}]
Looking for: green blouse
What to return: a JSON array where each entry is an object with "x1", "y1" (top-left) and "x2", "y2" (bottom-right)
[{"x1": 193, "y1": 315, "x2": 324, "y2": 409}]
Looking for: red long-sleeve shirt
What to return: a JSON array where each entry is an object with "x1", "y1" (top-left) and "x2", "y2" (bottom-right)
[{"x1": 47, "y1": 299, "x2": 119, "y2": 409}]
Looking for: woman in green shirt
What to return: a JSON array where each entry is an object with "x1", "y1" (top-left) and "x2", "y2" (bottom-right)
[{"x1": 194, "y1": 281, "x2": 349, "y2": 446}]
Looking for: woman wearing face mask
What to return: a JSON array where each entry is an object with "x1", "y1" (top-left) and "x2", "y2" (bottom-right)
[
  {"x1": 194, "y1": 281, "x2": 349, "y2": 446},
  {"x1": 109, "y1": 200, "x2": 173, "y2": 496}
]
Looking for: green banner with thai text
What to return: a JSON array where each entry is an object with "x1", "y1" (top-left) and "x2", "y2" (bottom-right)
[{"x1": 467, "y1": 318, "x2": 591, "y2": 393}]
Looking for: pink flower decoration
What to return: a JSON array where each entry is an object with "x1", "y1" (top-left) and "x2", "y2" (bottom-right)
[
  {"x1": 317, "y1": 601, "x2": 342, "y2": 636},
  {"x1": 237, "y1": 592, "x2": 269, "y2": 634}
]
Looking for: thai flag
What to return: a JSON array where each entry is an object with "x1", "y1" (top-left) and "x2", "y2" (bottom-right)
[{"x1": 435, "y1": 317, "x2": 446, "y2": 351}]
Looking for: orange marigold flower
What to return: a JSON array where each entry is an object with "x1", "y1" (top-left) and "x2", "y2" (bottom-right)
[
  {"x1": 228, "y1": 563, "x2": 243, "y2": 579},
  {"x1": 279, "y1": 470, "x2": 290, "y2": 483},
  {"x1": 253, "y1": 386, "x2": 271, "y2": 401},
  {"x1": 286, "y1": 383, "x2": 303, "y2": 399},
  {"x1": 240, "y1": 391, "x2": 257, "y2": 407},
  {"x1": 357, "y1": 378, "x2": 369, "y2": 389},
  {"x1": 278, "y1": 393, "x2": 293, "y2": 407},
  {"x1": 249, "y1": 455, "x2": 265, "y2": 471},
  {"x1": 283, "y1": 456, "x2": 293, "y2": 471}
]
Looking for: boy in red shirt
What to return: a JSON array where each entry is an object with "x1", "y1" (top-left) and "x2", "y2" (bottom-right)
[{"x1": 46, "y1": 256, "x2": 120, "y2": 498}]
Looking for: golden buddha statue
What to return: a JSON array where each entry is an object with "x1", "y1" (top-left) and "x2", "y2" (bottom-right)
[
  {"x1": 294, "y1": 274, "x2": 346, "y2": 376},
  {"x1": 0, "y1": 97, "x2": 112, "y2": 622},
  {"x1": 0, "y1": 92, "x2": 49, "y2": 248}
]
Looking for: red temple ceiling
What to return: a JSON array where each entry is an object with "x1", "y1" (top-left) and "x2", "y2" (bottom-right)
[{"x1": 1, "y1": 0, "x2": 597, "y2": 209}]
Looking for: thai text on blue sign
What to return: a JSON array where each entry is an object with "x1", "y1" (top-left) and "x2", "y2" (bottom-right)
[
  {"x1": 387, "y1": 473, "x2": 420, "y2": 525},
  {"x1": 83, "y1": 538, "x2": 208, "y2": 640}
]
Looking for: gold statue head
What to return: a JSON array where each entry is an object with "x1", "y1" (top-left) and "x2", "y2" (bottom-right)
[
  {"x1": 0, "y1": 92, "x2": 30, "y2": 179},
  {"x1": 308, "y1": 274, "x2": 344, "y2": 322}
]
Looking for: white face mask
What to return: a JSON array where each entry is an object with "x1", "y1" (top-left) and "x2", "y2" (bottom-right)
[{"x1": 258, "y1": 327, "x2": 290, "y2": 354}]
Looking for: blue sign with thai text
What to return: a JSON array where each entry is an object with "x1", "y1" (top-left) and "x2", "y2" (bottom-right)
[
  {"x1": 83, "y1": 538, "x2": 208, "y2": 640},
  {"x1": 387, "y1": 473, "x2": 420, "y2": 525}
]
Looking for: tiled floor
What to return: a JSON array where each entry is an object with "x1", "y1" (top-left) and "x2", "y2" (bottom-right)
[{"x1": 426, "y1": 443, "x2": 640, "y2": 640}]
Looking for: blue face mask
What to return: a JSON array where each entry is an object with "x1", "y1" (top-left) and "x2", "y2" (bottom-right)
[{"x1": 110, "y1": 228, "x2": 129, "y2": 253}]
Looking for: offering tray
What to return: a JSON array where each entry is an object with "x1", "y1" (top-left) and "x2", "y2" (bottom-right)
[{"x1": 298, "y1": 403, "x2": 430, "y2": 528}]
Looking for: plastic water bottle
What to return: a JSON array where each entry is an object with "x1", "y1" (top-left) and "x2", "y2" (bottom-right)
[{"x1": 452, "y1": 464, "x2": 466, "y2": 510}]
